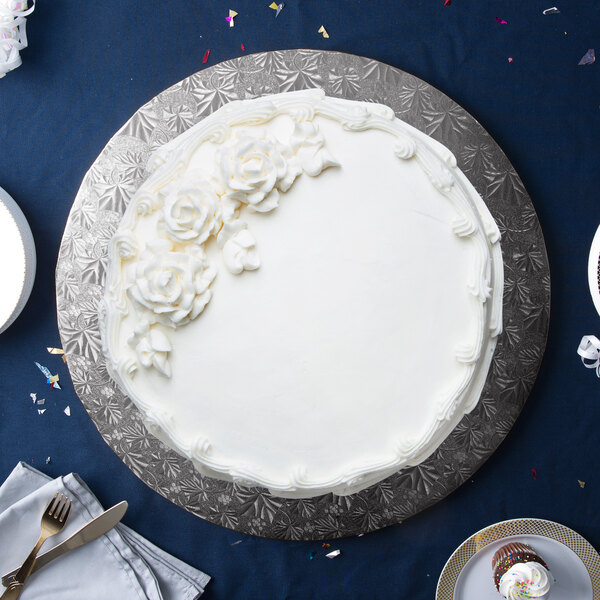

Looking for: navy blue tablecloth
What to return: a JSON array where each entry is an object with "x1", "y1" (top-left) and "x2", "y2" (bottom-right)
[{"x1": 1, "y1": 1, "x2": 600, "y2": 598}]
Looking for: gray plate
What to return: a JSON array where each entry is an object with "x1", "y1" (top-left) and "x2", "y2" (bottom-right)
[{"x1": 56, "y1": 49, "x2": 550, "y2": 540}]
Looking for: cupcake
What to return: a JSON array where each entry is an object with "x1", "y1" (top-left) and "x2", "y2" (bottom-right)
[{"x1": 492, "y1": 542, "x2": 552, "y2": 599}]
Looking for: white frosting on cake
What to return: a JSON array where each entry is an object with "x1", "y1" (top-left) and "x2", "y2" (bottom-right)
[
  {"x1": 101, "y1": 89, "x2": 503, "y2": 498},
  {"x1": 499, "y1": 562, "x2": 552, "y2": 599}
]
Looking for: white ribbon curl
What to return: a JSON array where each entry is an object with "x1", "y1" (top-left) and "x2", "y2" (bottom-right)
[
  {"x1": 0, "y1": 0, "x2": 35, "y2": 77},
  {"x1": 577, "y1": 335, "x2": 600, "y2": 376}
]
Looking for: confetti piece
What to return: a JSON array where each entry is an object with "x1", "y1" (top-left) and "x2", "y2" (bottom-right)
[
  {"x1": 30, "y1": 393, "x2": 36, "y2": 403},
  {"x1": 531, "y1": 468, "x2": 537, "y2": 480},
  {"x1": 318, "y1": 25, "x2": 329, "y2": 38},
  {"x1": 578, "y1": 480, "x2": 586, "y2": 488},
  {"x1": 542, "y1": 7, "x2": 560, "y2": 15},
  {"x1": 202, "y1": 49, "x2": 210, "y2": 64},
  {"x1": 578, "y1": 49, "x2": 595, "y2": 65},
  {"x1": 241, "y1": 43, "x2": 245, "y2": 51},
  {"x1": 226, "y1": 9, "x2": 238, "y2": 27},
  {"x1": 269, "y1": 2, "x2": 284, "y2": 17},
  {"x1": 495, "y1": 17, "x2": 508, "y2": 24},
  {"x1": 231, "y1": 539, "x2": 243, "y2": 546},
  {"x1": 47, "y1": 347, "x2": 66, "y2": 362},
  {"x1": 444, "y1": 0, "x2": 451, "y2": 5},
  {"x1": 309, "y1": 551, "x2": 316, "y2": 560},
  {"x1": 38, "y1": 409, "x2": 46, "y2": 415},
  {"x1": 508, "y1": 57, "x2": 514, "y2": 64},
  {"x1": 37, "y1": 398, "x2": 45, "y2": 405},
  {"x1": 45, "y1": 457, "x2": 51, "y2": 464},
  {"x1": 322, "y1": 543, "x2": 331, "y2": 549},
  {"x1": 35, "y1": 362, "x2": 61, "y2": 390},
  {"x1": 326, "y1": 549, "x2": 341, "y2": 559},
  {"x1": 64, "y1": 406, "x2": 71, "y2": 416}
]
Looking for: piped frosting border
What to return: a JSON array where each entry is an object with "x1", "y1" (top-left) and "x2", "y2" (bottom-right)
[{"x1": 100, "y1": 89, "x2": 503, "y2": 498}]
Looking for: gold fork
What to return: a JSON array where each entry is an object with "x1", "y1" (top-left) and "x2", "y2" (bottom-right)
[{"x1": 0, "y1": 493, "x2": 72, "y2": 599}]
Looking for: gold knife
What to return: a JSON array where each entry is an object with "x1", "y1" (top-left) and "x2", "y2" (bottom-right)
[{"x1": 1, "y1": 501, "x2": 128, "y2": 588}]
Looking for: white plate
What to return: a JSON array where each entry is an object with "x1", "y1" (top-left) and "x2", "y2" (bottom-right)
[
  {"x1": 588, "y1": 224, "x2": 600, "y2": 317},
  {"x1": 437, "y1": 518, "x2": 600, "y2": 600},
  {"x1": 0, "y1": 186, "x2": 36, "y2": 333}
]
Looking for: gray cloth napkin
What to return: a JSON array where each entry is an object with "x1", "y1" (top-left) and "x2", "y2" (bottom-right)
[{"x1": 0, "y1": 463, "x2": 210, "y2": 599}]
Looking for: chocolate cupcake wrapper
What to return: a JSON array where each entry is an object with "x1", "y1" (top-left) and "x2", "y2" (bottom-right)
[{"x1": 492, "y1": 542, "x2": 548, "y2": 590}]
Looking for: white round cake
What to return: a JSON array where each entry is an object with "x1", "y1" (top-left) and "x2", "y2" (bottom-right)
[{"x1": 101, "y1": 89, "x2": 503, "y2": 499}]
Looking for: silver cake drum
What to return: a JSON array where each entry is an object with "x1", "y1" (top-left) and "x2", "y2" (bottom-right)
[{"x1": 56, "y1": 49, "x2": 550, "y2": 540}]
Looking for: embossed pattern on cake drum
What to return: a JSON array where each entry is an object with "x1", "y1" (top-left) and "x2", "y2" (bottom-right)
[{"x1": 56, "y1": 49, "x2": 550, "y2": 540}]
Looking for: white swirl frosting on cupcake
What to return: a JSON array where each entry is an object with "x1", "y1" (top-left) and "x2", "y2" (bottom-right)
[{"x1": 499, "y1": 561, "x2": 552, "y2": 599}]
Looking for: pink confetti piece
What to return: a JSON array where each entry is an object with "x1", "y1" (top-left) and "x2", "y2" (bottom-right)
[
  {"x1": 508, "y1": 57, "x2": 514, "y2": 64},
  {"x1": 202, "y1": 49, "x2": 210, "y2": 64},
  {"x1": 226, "y1": 9, "x2": 238, "y2": 27},
  {"x1": 495, "y1": 17, "x2": 508, "y2": 24},
  {"x1": 578, "y1": 49, "x2": 595, "y2": 65},
  {"x1": 241, "y1": 43, "x2": 245, "y2": 51},
  {"x1": 531, "y1": 468, "x2": 537, "y2": 480},
  {"x1": 444, "y1": 0, "x2": 451, "y2": 5}
]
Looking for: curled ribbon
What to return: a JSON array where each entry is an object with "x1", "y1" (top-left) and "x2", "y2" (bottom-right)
[
  {"x1": 577, "y1": 335, "x2": 600, "y2": 376},
  {"x1": 0, "y1": 0, "x2": 35, "y2": 77}
]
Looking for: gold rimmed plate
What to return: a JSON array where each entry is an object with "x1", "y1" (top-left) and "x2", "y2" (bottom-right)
[{"x1": 436, "y1": 518, "x2": 600, "y2": 599}]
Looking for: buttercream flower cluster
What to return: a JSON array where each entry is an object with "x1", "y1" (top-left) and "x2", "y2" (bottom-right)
[{"x1": 126, "y1": 123, "x2": 339, "y2": 376}]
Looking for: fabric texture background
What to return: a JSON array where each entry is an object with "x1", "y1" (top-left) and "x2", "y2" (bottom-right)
[{"x1": 0, "y1": 1, "x2": 599, "y2": 598}]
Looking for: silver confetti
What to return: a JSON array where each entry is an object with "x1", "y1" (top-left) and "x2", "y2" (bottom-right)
[
  {"x1": 275, "y1": 3, "x2": 284, "y2": 17},
  {"x1": 37, "y1": 398, "x2": 45, "y2": 405},
  {"x1": 64, "y1": 406, "x2": 71, "y2": 416},
  {"x1": 578, "y1": 49, "x2": 596, "y2": 65},
  {"x1": 38, "y1": 409, "x2": 46, "y2": 415},
  {"x1": 326, "y1": 549, "x2": 341, "y2": 559},
  {"x1": 542, "y1": 7, "x2": 560, "y2": 15}
]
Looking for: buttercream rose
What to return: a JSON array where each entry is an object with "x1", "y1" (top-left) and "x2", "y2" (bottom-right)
[
  {"x1": 161, "y1": 182, "x2": 221, "y2": 243},
  {"x1": 128, "y1": 240, "x2": 216, "y2": 327},
  {"x1": 217, "y1": 220, "x2": 260, "y2": 274},
  {"x1": 130, "y1": 324, "x2": 173, "y2": 378},
  {"x1": 219, "y1": 134, "x2": 300, "y2": 212}
]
